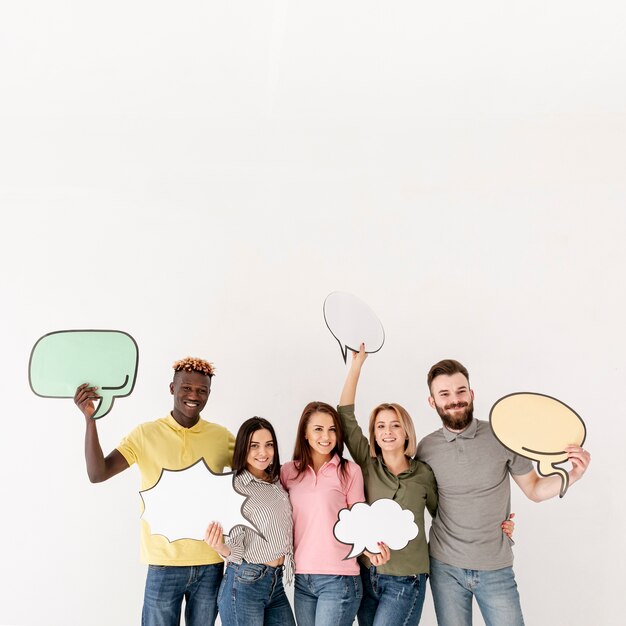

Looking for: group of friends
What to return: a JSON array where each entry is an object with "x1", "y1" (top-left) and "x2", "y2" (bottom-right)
[{"x1": 74, "y1": 346, "x2": 591, "y2": 626}]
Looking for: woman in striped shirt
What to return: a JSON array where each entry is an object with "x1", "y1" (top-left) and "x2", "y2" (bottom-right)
[
  {"x1": 205, "y1": 417, "x2": 296, "y2": 626},
  {"x1": 281, "y1": 402, "x2": 390, "y2": 626}
]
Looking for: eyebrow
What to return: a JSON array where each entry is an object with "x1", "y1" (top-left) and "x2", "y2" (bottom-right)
[{"x1": 438, "y1": 386, "x2": 467, "y2": 394}]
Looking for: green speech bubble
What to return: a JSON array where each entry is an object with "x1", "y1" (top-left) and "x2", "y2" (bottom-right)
[{"x1": 29, "y1": 330, "x2": 139, "y2": 419}]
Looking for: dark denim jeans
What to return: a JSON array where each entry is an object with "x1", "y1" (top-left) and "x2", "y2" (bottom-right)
[
  {"x1": 357, "y1": 564, "x2": 428, "y2": 626},
  {"x1": 294, "y1": 573, "x2": 362, "y2": 626},
  {"x1": 429, "y1": 556, "x2": 525, "y2": 626},
  {"x1": 142, "y1": 563, "x2": 224, "y2": 626},
  {"x1": 218, "y1": 561, "x2": 296, "y2": 626}
]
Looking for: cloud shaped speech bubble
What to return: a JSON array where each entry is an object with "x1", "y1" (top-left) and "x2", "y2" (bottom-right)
[
  {"x1": 489, "y1": 392, "x2": 586, "y2": 498},
  {"x1": 140, "y1": 459, "x2": 261, "y2": 542},
  {"x1": 323, "y1": 292, "x2": 385, "y2": 363},
  {"x1": 29, "y1": 329, "x2": 139, "y2": 419},
  {"x1": 333, "y1": 498, "x2": 418, "y2": 559}
]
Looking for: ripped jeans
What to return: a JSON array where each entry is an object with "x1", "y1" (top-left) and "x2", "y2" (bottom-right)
[{"x1": 357, "y1": 564, "x2": 428, "y2": 626}]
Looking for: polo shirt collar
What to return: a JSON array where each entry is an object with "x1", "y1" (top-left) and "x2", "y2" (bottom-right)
[
  {"x1": 166, "y1": 413, "x2": 205, "y2": 433},
  {"x1": 442, "y1": 417, "x2": 478, "y2": 442}
]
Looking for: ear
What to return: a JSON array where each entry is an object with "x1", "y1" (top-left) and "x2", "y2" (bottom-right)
[
  {"x1": 428, "y1": 396, "x2": 436, "y2": 409},
  {"x1": 470, "y1": 389, "x2": 475, "y2": 401},
  {"x1": 169, "y1": 382, "x2": 175, "y2": 395}
]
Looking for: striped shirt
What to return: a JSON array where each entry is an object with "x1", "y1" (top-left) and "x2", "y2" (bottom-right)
[{"x1": 225, "y1": 469, "x2": 294, "y2": 582}]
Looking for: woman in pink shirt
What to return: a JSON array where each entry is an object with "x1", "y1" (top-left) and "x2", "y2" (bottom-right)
[{"x1": 281, "y1": 401, "x2": 389, "y2": 626}]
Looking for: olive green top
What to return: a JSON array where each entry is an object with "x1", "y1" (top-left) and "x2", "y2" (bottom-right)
[{"x1": 338, "y1": 404, "x2": 438, "y2": 575}]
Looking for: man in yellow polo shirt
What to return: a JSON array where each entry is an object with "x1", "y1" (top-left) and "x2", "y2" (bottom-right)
[{"x1": 74, "y1": 357, "x2": 235, "y2": 626}]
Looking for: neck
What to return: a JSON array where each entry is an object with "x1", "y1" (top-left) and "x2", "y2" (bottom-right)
[
  {"x1": 310, "y1": 449, "x2": 332, "y2": 473},
  {"x1": 171, "y1": 410, "x2": 200, "y2": 429},
  {"x1": 382, "y1": 449, "x2": 410, "y2": 475},
  {"x1": 247, "y1": 466, "x2": 270, "y2": 481}
]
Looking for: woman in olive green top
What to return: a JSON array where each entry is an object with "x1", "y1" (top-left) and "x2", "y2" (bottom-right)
[{"x1": 339, "y1": 344, "x2": 437, "y2": 626}]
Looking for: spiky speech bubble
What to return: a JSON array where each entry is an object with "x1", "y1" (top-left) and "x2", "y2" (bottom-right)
[{"x1": 140, "y1": 459, "x2": 261, "y2": 542}]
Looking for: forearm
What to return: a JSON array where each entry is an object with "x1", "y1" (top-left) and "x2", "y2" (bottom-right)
[
  {"x1": 84, "y1": 420, "x2": 128, "y2": 482},
  {"x1": 340, "y1": 363, "x2": 362, "y2": 406},
  {"x1": 84, "y1": 419, "x2": 108, "y2": 482},
  {"x1": 531, "y1": 475, "x2": 564, "y2": 502},
  {"x1": 514, "y1": 470, "x2": 564, "y2": 503},
  {"x1": 337, "y1": 405, "x2": 371, "y2": 465}
]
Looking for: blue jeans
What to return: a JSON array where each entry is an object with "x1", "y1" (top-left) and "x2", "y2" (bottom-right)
[
  {"x1": 294, "y1": 573, "x2": 362, "y2": 626},
  {"x1": 429, "y1": 556, "x2": 525, "y2": 626},
  {"x1": 218, "y1": 561, "x2": 296, "y2": 626},
  {"x1": 142, "y1": 563, "x2": 224, "y2": 626},
  {"x1": 357, "y1": 565, "x2": 428, "y2": 626}
]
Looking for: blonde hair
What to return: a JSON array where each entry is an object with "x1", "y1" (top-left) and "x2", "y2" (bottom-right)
[
  {"x1": 172, "y1": 356, "x2": 215, "y2": 377},
  {"x1": 368, "y1": 403, "x2": 417, "y2": 458}
]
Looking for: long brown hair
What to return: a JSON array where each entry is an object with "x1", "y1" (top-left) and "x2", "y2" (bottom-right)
[
  {"x1": 232, "y1": 417, "x2": 281, "y2": 482},
  {"x1": 291, "y1": 401, "x2": 350, "y2": 484}
]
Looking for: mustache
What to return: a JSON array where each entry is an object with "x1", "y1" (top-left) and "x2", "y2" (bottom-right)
[{"x1": 444, "y1": 402, "x2": 469, "y2": 410}]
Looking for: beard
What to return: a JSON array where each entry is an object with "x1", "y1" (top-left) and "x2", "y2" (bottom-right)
[{"x1": 435, "y1": 400, "x2": 474, "y2": 431}]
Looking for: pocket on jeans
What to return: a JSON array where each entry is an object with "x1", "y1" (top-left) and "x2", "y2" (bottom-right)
[
  {"x1": 349, "y1": 575, "x2": 363, "y2": 599},
  {"x1": 235, "y1": 564, "x2": 265, "y2": 583}
]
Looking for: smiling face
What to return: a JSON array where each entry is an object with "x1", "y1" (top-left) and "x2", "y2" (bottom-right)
[
  {"x1": 245, "y1": 428, "x2": 275, "y2": 479},
  {"x1": 169, "y1": 370, "x2": 211, "y2": 427},
  {"x1": 305, "y1": 411, "x2": 337, "y2": 462},
  {"x1": 374, "y1": 408, "x2": 408, "y2": 454},
  {"x1": 428, "y1": 371, "x2": 474, "y2": 432}
]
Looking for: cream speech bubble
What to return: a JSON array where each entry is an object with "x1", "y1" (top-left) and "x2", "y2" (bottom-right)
[
  {"x1": 333, "y1": 498, "x2": 418, "y2": 558},
  {"x1": 489, "y1": 392, "x2": 586, "y2": 497},
  {"x1": 140, "y1": 459, "x2": 261, "y2": 542},
  {"x1": 323, "y1": 292, "x2": 385, "y2": 363}
]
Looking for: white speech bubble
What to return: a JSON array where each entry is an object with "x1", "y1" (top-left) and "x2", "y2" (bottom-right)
[
  {"x1": 323, "y1": 292, "x2": 385, "y2": 363},
  {"x1": 140, "y1": 459, "x2": 261, "y2": 542},
  {"x1": 333, "y1": 498, "x2": 418, "y2": 559}
]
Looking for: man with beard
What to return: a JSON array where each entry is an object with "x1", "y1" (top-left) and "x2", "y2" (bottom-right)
[{"x1": 416, "y1": 359, "x2": 590, "y2": 626}]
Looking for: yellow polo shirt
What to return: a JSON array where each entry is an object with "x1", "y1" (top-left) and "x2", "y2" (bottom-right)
[{"x1": 117, "y1": 414, "x2": 235, "y2": 565}]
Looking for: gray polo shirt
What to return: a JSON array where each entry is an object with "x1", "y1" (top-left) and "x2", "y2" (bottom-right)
[{"x1": 417, "y1": 418, "x2": 532, "y2": 570}]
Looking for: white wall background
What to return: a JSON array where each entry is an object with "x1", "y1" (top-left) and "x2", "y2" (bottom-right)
[{"x1": 1, "y1": 2, "x2": 624, "y2": 624}]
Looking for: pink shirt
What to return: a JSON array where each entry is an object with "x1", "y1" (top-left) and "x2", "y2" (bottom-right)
[{"x1": 280, "y1": 456, "x2": 365, "y2": 575}]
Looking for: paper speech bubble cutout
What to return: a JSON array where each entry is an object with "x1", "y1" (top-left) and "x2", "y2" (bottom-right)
[
  {"x1": 323, "y1": 292, "x2": 385, "y2": 363},
  {"x1": 140, "y1": 459, "x2": 261, "y2": 542},
  {"x1": 29, "y1": 329, "x2": 139, "y2": 419},
  {"x1": 333, "y1": 498, "x2": 418, "y2": 559},
  {"x1": 489, "y1": 392, "x2": 586, "y2": 498}
]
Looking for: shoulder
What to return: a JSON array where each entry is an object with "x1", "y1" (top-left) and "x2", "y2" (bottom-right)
[
  {"x1": 124, "y1": 416, "x2": 169, "y2": 437},
  {"x1": 344, "y1": 460, "x2": 363, "y2": 477},
  {"x1": 280, "y1": 461, "x2": 299, "y2": 483},
  {"x1": 417, "y1": 428, "x2": 443, "y2": 451},
  {"x1": 474, "y1": 420, "x2": 506, "y2": 448},
  {"x1": 198, "y1": 419, "x2": 235, "y2": 438}
]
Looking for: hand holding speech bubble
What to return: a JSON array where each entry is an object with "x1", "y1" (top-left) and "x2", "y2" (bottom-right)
[
  {"x1": 489, "y1": 392, "x2": 586, "y2": 498},
  {"x1": 140, "y1": 459, "x2": 261, "y2": 542},
  {"x1": 29, "y1": 330, "x2": 139, "y2": 419},
  {"x1": 323, "y1": 292, "x2": 385, "y2": 363},
  {"x1": 333, "y1": 498, "x2": 418, "y2": 559}
]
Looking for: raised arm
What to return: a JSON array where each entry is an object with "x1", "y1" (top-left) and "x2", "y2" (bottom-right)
[
  {"x1": 338, "y1": 344, "x2": 371, "y2": 465},
  {"x1": 75, "y1": 384, "x2": 129, "y2": 483},
  {"x1": 512, "y1": 446, "x2": 591, "y2": 502},
  {"x1": 339, "y1": 344, "x2": 368, "y2": 406}
]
